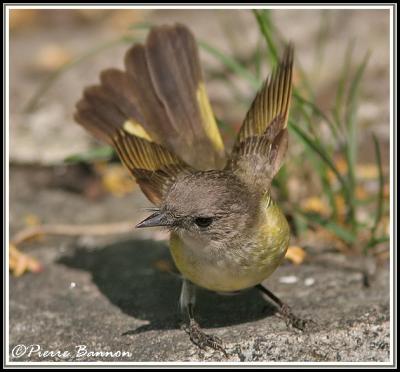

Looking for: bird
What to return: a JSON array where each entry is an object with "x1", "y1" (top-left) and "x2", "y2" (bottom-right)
[{"x1": 74, "y1": 23, "x2": 308, "y2": 355}]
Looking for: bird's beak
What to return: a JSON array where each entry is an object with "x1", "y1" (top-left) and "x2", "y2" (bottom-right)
[{"x1": 135, "y1": 211, "x2": 169, "y2": 228}]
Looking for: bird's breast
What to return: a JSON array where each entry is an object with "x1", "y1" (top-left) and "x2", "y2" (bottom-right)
[{"x1": 169, "y1": 199, "x2": 290, "y2": 292}]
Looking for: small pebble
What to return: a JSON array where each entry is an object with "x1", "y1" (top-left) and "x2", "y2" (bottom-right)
[
  {"x1": 69, "y1": 282, "x2": 76, "y2": 289},
  {"x1": 279, "y1": 275, "x2": 298, "y2": 284},
  {"x1": 304, "y1": 277, "x2": 315, "y2": 286}
]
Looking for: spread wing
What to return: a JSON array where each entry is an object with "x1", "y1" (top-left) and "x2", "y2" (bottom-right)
[
  {"x1": 75, "y1": 86, "x2": 193, "y2": 206},
  {"x1": 142, "y1": 24, "x2": 225, "y2": 169},
  {"x1": 227, "y1": 45, "x2": 294, "y2": 193},
  {"x1": 84, "y1": 24, "x2": 225, "y2": 171},
  {"x1": 112, "y1": 131, "x2": 193, "y2": 205},
  {"x1": 75, "y1": 24, "x2": 229, "y2": 204}
]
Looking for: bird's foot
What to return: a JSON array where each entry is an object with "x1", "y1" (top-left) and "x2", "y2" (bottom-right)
[
  {"x1": 280, "y1": 303, "x2": 316, "y2": 331},
  {"x1": 183, "y1": 320, "x2": 227, "y2": 356}
]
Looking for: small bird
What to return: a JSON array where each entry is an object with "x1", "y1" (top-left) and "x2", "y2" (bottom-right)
[{"x1": 75, "y1": 24, "x2": 307, "y2": 354}]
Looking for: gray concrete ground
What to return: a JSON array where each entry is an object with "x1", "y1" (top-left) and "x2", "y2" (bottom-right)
[{"x1": 9, "y1": 167, "x2": 390, "y2": 363}]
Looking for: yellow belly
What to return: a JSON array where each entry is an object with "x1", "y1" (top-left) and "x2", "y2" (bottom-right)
[{"x1": 169, "y1": 198, "x2": 290, "y2": 292}]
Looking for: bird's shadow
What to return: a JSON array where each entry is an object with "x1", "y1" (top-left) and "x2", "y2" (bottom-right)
[{"x1": 58, "y1": 239, "x2": 276, "y2": 335}]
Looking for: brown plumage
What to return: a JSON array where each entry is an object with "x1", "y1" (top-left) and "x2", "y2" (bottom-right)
[
  {"x1": 75, "y1": 24, "x2": 229, "y2": 205},
  {"x1": 227, "y1": 44, "x2": 293, "y2": 193},
  {"x1": 74, "y1": 24, "x2": 297, "y2": 353},
  {"x1": 236, "y1": 44, "x2": 293, "y2": 141},
  {"x1": 75, "y1": 29, "x2": 293, "y2": 203}
]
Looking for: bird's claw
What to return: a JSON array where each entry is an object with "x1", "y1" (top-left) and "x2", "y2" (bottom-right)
[
  {"x1": 183, "y1": 320, "x2": 227, "y2": 356},
  {"x1": 280, "y1": 304, "x2": 316, "y2": 331}
]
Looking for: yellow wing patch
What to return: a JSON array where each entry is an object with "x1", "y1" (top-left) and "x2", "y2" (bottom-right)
[
  {"x1": 123, "y1": 119, "x2": 152, "y2": 141},
  {"x1": 196, "y1": 82, "x2": 224, "y2": 153}
]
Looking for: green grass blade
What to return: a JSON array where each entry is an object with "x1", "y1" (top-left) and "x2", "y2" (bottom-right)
[
  {"x1": 314, "y1": 218, "x2": 357, "y2": 244},
  {"x1": 254, "y1": 36, "x2": 264, "y2": 81},
  {"x1": 366, "y1": 235, "x2": 390, "y2": 247},
  {"x1": 314, "y1": 10, "x2": 330, "y2": 75},
  {"x1": 367, "y1": 134, "x2": 385, "y2": 250},
  {"x1": 345, "y1": 51, "x2": 370, "y2": 163},
  {"x1": 252, "y1": 9, "x2": 279, "y2": 65},
  {"x1": 294, "y1": 60, "x2": 316, "y2": 102},
  {"x1": 64, "y1": 146, "x2": 114, "y2": 164},
  {"x1": 294, "y1": 91, "x2": 342, "y2": 141},
  {"x1": 128, "y1": 21, "x2": 153, "y2": 30},
  {"x1": 198, "y1": 40, "x2": 260, "y2": 89},
  {"x1": 344, "y1": 51, "x2": 370, "y2": 230},
  {"x1": 319, "y1": 162, "x2": 338, "y2": 220},
  {"x1": 289, "y1": 120, "x2": 348, "y2": 193},
  {"x1": 333, "y1": 40, "x2": 354, "y2": 132},
  {"x1": 297, "y1": 209, "x2": 357, "y2": 244}
]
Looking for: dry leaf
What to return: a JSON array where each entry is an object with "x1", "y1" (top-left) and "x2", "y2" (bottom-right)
[
  {"x1": 105, "y1": 9, "x2": 147, "y2": 31},
  {"x1": 24, "y1": 213, "x2": 41, "y2": 227},
  {"x1": 334, "y1": 195, "x2": 347, "y2": 224},
  {"x1": 9, "y1": 9, "x2": 39, "y2": 31},
  {"x1": 357, "y1": 164, "x2": 379, "y2": 180},
  {"x1": 9, "y1": 244, "x2": 42, "y2": 277},
  {"x1": 355, "y1": 185, "x2": 369, "y2": 200},
  {"x1": 383, "y1": 183, "x2": 390, "y2": 199},
  {"x1": 34, "y1": 44, "x2": 72, "y2": 72},
  {"x1": 95, "y1": 163, "x2": 136, "y2": 197},
  {"x1": 303, "y1": 226, "x2": 349, "y2": 253},
  {"x1": 335, "y1": 156, "x2": 348, "y2": 174},
  {"x1": 285, "y1": 246, "x2": 306, "y2": 265},
  {"x1": 76, "y1": 9, "x2": 109, "y2": 22},
  {"x1": 301, "y1": 196, "x2": 329, "y2": 216},
  {"x1": 327, "y1": 155, "x2": 348, "y2": 184}
]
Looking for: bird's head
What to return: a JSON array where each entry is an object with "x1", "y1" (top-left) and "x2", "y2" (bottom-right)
[{"x1": 136, "y1": 171, "x2": 260, "y2": 244}]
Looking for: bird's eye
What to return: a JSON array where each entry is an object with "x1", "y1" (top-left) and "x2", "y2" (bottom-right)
[{"x1": 194, "y1": 217, "x2": 213, "y2": 228}]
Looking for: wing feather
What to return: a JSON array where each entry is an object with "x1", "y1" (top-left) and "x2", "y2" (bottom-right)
[{"x1": 228, "y1": 45, "x2": 294, "y2": 193}]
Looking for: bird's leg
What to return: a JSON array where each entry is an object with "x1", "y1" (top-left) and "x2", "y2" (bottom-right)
[
  {"x1": 255, "y1": 284, "x2": 313, "y2": 330},
  {"x1": 180, "y1": 279, "x2": 227, "y2": 356}
]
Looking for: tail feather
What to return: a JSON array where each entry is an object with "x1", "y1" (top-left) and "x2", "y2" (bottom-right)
[
  {"x1": 123, "y1": 43, "x2": 175, "y2": 146},
  {"x1": 122, "y1": 24, "x2": 225, "y2": 169},
  {"x1": 75, "y1": 87, "x2": 120, "y2": 144},
  {"x1": 75, "y1": 24, "x2": 226, "y2": 167},
  {"x1": 99, "y1": 69, "x2": 146, "y2": 129},
  {"x1": 75, "y1": 24, "x2": 225, "y2": 204},
  {"x1": 145, "y1": 25, "x2": 203, "y2": 137}
]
